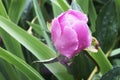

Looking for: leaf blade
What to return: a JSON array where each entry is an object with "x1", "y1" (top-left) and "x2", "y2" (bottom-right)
[
  {"x1": 8, "y1": 0, "x2": 27, "y2": 23},
  {"x1": 0, "y1": 14, "x2": 74, "y2": 80},
  {"x1": 0, "y1": 47, "x2": 45, "y2": 80}
]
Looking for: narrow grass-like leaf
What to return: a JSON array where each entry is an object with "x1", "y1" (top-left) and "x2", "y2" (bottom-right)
[
  {"x1": 1, "y1": 0, "x2": 11, "y2": 11},
  {"x1": 8, "y1": 0, "x2": 27, "y2": 23},
  {"x1": 76, "y1": 0, "x2": 89, "y2": 14},
  {"x1": 0, "y1": 16, "x2": 55, "y2": 60},
  {"x1": 71, "y1": 0, "x2": 83, "y2": 12},
  {"x1": 0, "y1": 15, "x2": 74, "y2": 80},
  {"x1": 0, "y1": 1, "x2": 25, "y2": 80},
  {"x1": 33, "y1": 0, "x2": 53, "y2": 49},
  {"x1": 0, "y1": 0, "x2": 9, "y2": 18},
  {"x1": 57, "y1": 0, "x2": 70, "y2": 11},
  {"x1": 0, "y1": 47, "x2": 45, "y2": 80},
  {"x1": 27, "y1": 22, "x2": 43, "y2": 36},
  {"x1": 0, "y1": 59, "x2": 9, "y2": 80},
  {"x1": 88, "y1": 0, "x2": 97, "y2": 33},
  {"x1": 51, "y1": 0, "x2": 64, "y2": 17},
  {"x1": 0, "y1": 0, "x2": 24, "y2": 59},
  {"x1": 89, "y1": 47, "x2": 112, "y2": 75}
]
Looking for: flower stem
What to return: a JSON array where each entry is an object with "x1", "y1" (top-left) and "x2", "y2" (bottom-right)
[{"x1": 89, "y1": 47, "x2": 113, "y2": 75}]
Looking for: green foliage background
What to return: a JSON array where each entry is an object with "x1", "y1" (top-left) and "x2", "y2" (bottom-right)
[{"x1": 0, "y1": 0, "x2": 120, "y2": 80}]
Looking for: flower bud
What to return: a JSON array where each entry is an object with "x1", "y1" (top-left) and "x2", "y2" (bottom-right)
[{"x1": 51, "y1": 9, "x2": 92, "y2": 58}]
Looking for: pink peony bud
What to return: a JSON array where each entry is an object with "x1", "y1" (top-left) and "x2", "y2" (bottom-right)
[{"x1": 51, "y1": 9, "x2": 92, "y2": 58}]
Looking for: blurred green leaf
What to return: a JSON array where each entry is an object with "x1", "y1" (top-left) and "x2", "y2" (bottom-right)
[
  {"x1": 71, "y1": 0, "x2": 83, "y2": 12},
  {"x1": 110, "y1": 48, "x2": 120, "y2": 57},
  {"x1": 89, "y1": 47, "x2": 113, "y2": 75},
  {"x1": 0, "y1": 1, "x2": 26, "y2": 80},
  {"x1": 51, "y1": 0, "x2": 64, "y2": 17},
  {"x1": 8, "y1": 0, "x2": 27, "y2": 23},
  {"x1": 112, "y1": 59, "x2": 120, "y2": 66},
  {"x1": 0, "y1": 15, "x2": 55, "y2": 60},
  {"x1": 27, "y1": 22, "x2": 43, "y2": 36},
  {"x1": 0, "y1": 0, "x2": 24, "y2": 59},
  {"x1": 115, "y1": 0, "x2": 120, "y2": 34},
  {"x1": 0, "y1": 59, "x2": 9, "y2": 80},
  {"x1": 95, "y1": 0, "x2": 110, "y2": 4},
  {"x1": 0, "y1": 47, "x2": 45, "y2": 80},
  {"x1": 69, "y1": 52, "x2": 94, "y2": 80},
  {"x1": 0, "y1": 16, "x2": 74, "y2": 80},
  {"x1": 94, "y1": 0, "x2": 118, "y2": 52},
  {"x1": 57, "y1": 0, "x2": 70, "y2": 11},
  {"x1": 0, "y1": 29, "x2": 25, "y2": 59},
  {"x1": 76, "y1": 0, "x2": 89, "y2": 14},
  {"x1": 101, "y1": 66, "x2": 120, "y2": 80},
  {"x1": 0, "y1": 72, "x2": 6, "y2": 80},
  {"x1": 88, "y1": 0, "x2": 97, "y2": 33},
  {"x1": 33, "y1": 0, "x2": 53, "y2": 49},
  {"x1": 0, "y1": 0, "x2": 9, "y2": 18},
  {"x1": 1, "y1": 0, "x2": 11, "y2": 11},
  {"x1": 92, "y1": 73, "x2": 101, "y2": 80}
]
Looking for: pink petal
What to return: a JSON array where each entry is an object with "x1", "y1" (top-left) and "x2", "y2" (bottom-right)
[
  {"x1": 67, "y1": 9, "x2": 88, "y2": 22},
  {"x1": 59, "y1": 13, "x2": 79, "y2": 28},
  {"x1": 58, "y1": 9, "x2": 88, "y2": 29},
  {"x1": 58, "y1": 13, "x2": 67, "y2": 31},
  {"x1": 72, "y1": 21, "x2": 92, "y2": 53},
  {"x1": 51, "y1": 18, "x2": 61, "y2": 43},
  {"x1": 54, "y1": 27, "x2": 78, "y2": 58}
]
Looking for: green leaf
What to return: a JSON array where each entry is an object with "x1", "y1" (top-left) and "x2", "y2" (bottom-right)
[
  {"x1": 0, "y1": 1, "x2": 25, "y2": 80},
  {"x1": 1, "y1": 0, "x2": 11, "y2": 11},
  {"x1": 33, "y1": 0, "x2": 53, "y2": 49},
  {"x1": 71, "y1": 0, "x2": 83, "y2": 12},
  {"x1": 8, "y1": 0, "x2": 27, "y2": 23},
  {"x1": 101, "y1": 66, "x2": 120, "y2": 80},
  {"x1": 94, "y1": 0, "x2": 118, "y2": 52},
  {"x1": 69, "y1": 52, "x2": 94, "y2": 80},
  {"x1": 76, "y1": 0, "x2": 89, "y2": 14},
  {"x1": 51, "y1": 0, "x2": 64, "y2": 17},
  {"x1": 0, "y1": 16, "x2": 55, "y2": 60},
  {"x1": 0, "y1": 29, "x2": 25, "y2": 59},
  {"x1": 0, "y1": 72, "x2": 6, "y2": 80},
  {"x1": 95, "y1": 0, "x2": 110, "y2": 4},
  {"x1": 110, "y1": 48, "x2": 120, "y2": 57},
  {"x1": 115, "y1": 0, "x2": 120, "y2": 34},
  {"x1": 92, "y1": 73, "x2": 101, "y2": 80},
  {"x1": 0, "y1": 0, "x2": 24, "y2": 59},
  {"x1": 0, "y1": 59, "x2": 9, "y2": 80},
  {"x1": 57, "y1": 0, "x2": 70, "y2": 11},
  {"x1": 0, "y1": 16, "x2": 74, "y2": 80},
  {"x1": 0, "y1": 47, "x2": 45, "y2": 80},
  {"x1": 112, "y1": 59, "x2": 120, "y2": 66},
  {"x1": 27, "y1": 22, "x2": 43, "y2": 36},
  {"x1": 0, "y1": 0, "x2": 9, "y2": 18},
  {"x1": 88, "y1": 0, "x2": 97, "y2": 33},
  {"x1": 89, "y1": 47, "x2": 113, "y2": 75}
]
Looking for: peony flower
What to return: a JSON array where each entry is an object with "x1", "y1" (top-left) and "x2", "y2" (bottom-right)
[{"x1": 51, "y1": 9, "x2": 92, "y2": 58}]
